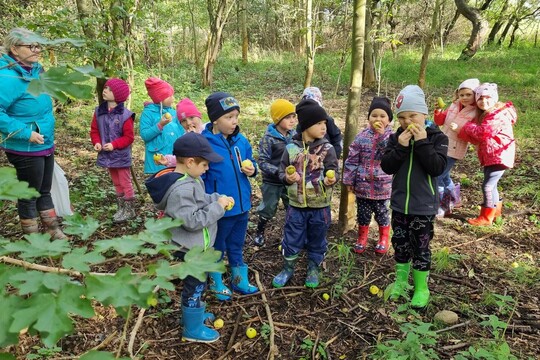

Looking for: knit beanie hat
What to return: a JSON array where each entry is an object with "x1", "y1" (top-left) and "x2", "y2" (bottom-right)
[
  {"x1": 205, "y1": 92, "x2": 240, "y2": 122},
  {"x1": 270, "y1": 99, "x2": 296, "y2": 125},
  {"x1": 301, "y1": 87, "x2": 323, "y2": 106},
  {"x1": 176, "y1": 98, "x2": 202, "y2": 121},
  {"x1": 458, "y1": 78, "x2": 480, "y2": 91},
  {"x1": 296, "y1": 99, "x2": 328, "y2": 132},
  {"x1": 394, "y1": 85, "x2": 428, "y2": 115},
  {"x1": 368, "y1": 97, "x2": 393, "y2": 121},
  {"x1": 104, "y1": 78, "x2": 130, "y2": 103},
  {"x1": 145, "y1": 77, "x2": 174, "y2": 103},
  {"x1": 474, "y1": 83, "x2": 498, "y2": 103}
]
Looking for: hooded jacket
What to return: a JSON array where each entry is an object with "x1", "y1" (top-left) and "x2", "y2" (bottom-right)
[
  {"x1": 201, "y1": 123, "x2": 257, "y2": 217},
  {"x1": 279, "y1": 134, "x2": 338, "y2": 209},
  {"x1": 434, "y1": 101, "x2": 477, "y2": 160},
  {"x1": 381, "y1": 124, "x2": 448, "y2": 216},
  {"x1": 139, "y1": 103, "x2": 184, "y2": 174},
  {"x1": 258, "y1": 123, "x2": 295, "y2": 185},
  {"x1": 458, "y1": 102, "x2": 517, "y2": 169},
  {"x1": 0, "y1": 53, "x2": 55, "y2": 154},
  {"x1": 145, "y1": 169, "x2": 225, "y2": 251}
]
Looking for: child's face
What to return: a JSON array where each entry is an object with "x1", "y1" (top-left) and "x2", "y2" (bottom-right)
[
  {"x1": 102, "y1": 86, "x2": 115, "y2": 102},
  {"x1": 213, "y1": 109, "x2": 239, "y2": 136},
  {"x1": 181, "y1": 116, "x2": 203, "y2": 133},
  {"x1": 304, "y1": 120, "x2": 327, "y2": 140},
  {"x1": 397, "y1": 111, "x2": 427, "y2": 130},
  {"x1": 276, "y1": 113, "x2": 297, "y2": 132},
  {"x1": 369, "y1": 109, "x2": 390, "y2": 129},
  {"x1": 162, "y1": 95, "x2": 174, "y2": 108},
  {"x1": 476, "y1": 95, "x2": 496, "y2": 111},
  {"x1": 186, "y1": 158, "x2": 210, "y2": 178},
  {"x1": 458, "y1": 88, "x2": 475, "y2": 107}
]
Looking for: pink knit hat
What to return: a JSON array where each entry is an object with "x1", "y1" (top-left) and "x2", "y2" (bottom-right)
[
  {"x1": 474, "y1": 83, "x2": 498, "y2": 103},
  {"x1": 176, "y1": 98, "x2": 202, "y2": 120},
  {"x1": 145, "y1": 77, "x2": 174, "y2": 103},
  {"x1": 104, "y1": 78, "x2": 130, "y2": 103}
]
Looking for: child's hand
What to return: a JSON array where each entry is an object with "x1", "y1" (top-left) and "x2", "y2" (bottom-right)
[
  {"x1": 285, "y1": 171, "x2": 300, "y2": 184},
  {"x1": 159, "y1": 113, "x2": 172, "y2": 127},
  {"x1": 398, "y1": 129, "x2": 413, "y2": 146},
  {"x1": 241, "y1": 163, "x2": 255, "y2": 176},
  {"x1": 103, "y1": 143, "x2": 114, "y2": 151},
  {"x1": 218, "y1": 196, "x2": 234, "y2": 209},
  {"x1": 450, "y1": 122, "x2": 458, "y2": 131},
  {"x1": 371, "y1": 121, "x2": 385, "y2": 135},
  {"x1": 324, "y1": 176, "x2": 337, "y2": 186},
  {"x1": 94, "y1": 143, "x2": 102, "y2": 152},
  {"x1": 410, "y1": 124, "x2": 427, "y2": 141}
]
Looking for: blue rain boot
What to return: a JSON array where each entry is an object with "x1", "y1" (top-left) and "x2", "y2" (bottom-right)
[
  {"x1": 181, "y1": 305, "x2": 220, "y2": 343},
  {"x1": 208, "y1": 272, "x2": 232, "y2": 301},
  {"x1": 230, "y1": 265, "x2": 258, "y2": 294},
  {"x1": 305, "y1": 259, "x2": 320, "y2": 288},
  {"x1": 179, "y1": 302, "x2": 215, "y2": 325},
  {"x1": 272, "y1": 255, "x2": 297, "y2": 288}
]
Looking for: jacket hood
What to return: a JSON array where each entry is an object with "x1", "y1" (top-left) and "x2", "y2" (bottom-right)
[
  {"x1": 97, "y1": 101, "x2": 129, "y2": 117},
  {"x1": 145, "y1": 170, "x2": 184, "y2": 206},
  {"x1": 0, "y1": 53, "x2": 43, "y2": 80},
  {"x1": 292, "y1": 133, "x2": 330, "y2": 148},
  {"x1": 266, "y1": 123, "x2": 294, "y2": 139},
  {"x1": 204, "y1": 122, "x2": 241, "y2": 139}
]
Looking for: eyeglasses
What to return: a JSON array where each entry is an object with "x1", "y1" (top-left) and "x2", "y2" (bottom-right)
[{"x1": 17, "y1": 44, "x2": 42, "y2": 52}]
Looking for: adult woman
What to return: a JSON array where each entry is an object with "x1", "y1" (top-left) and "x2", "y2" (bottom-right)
[{"x1": 0, "y1": 28, "x2": 67, "y2": 239}]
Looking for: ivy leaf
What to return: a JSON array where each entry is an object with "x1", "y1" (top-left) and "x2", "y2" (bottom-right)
[
  {"x1": 93, "y1": 236, "x2": 144, "y2": 255},
  {"x1": 3, "y1": 233, "x2": 71, "y2": 260},
  {"x1": 62, "y1": 247, "x2": 105, "y2": 272},
  {"x1": 79, "y1": 351, "x2": 130, "y2": 360},
  {"x1": 0, "y1": 167, "x2": 39, "y2": 202},
  {"x1": 9, "y1": 271, "x2": 72, "y2": 295},
  {"x1": 0, "y1": 294, "x2": 19, "y2": 347},
  {"x1": 62, "y1": 213, "x2": 101, "y2": 240},
  {"x1": 27, "y1": 66, "x2": 93, "y2": 102},
  {"x1": 86, "y1": 267, "x2": 146, "y2": 310},
  {"x1": 175, "y1": 247, "x2": 225, "y2": 282}
]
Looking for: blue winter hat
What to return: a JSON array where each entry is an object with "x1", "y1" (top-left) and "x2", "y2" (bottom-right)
[
  {"x1": 205, "y1": 92, "x2": 240, "y2": 122},
  {"x1": 394, "y1": 85, "x2": 428, "y2": 115}
]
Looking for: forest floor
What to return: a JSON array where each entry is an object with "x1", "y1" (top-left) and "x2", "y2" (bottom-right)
[{"x1": 1, "y1": 93, "x2": 539, "y2": 360}]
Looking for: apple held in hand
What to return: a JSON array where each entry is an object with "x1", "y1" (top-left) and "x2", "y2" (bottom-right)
[
  {"x1": 153, "y1": 153, "x2": 163, "y2": 162},
  {"x1": 286, "y1": 165, "x2": 296, "y2": 175},
  {"x1": 225, "y1": 198, "x2": 235, "y2": 211},
  {"x1": 373, "y1": 121, "x2": 382, "y2": 129},
  {"x1": 437, "y1": 97, "x2": 446, "y2": 109},
  {"x1": 241, "y1": 159, "x2": 253, "y2": 168},
  {"x1": 407, "y1": 124, "x2": 417, "y2": 131},
  {"x1": 326, "y1": 170, "x2": 335, "y2": 179},
  {"x1": 164, "y1": 113, "x2": 172, "y2": 120}
]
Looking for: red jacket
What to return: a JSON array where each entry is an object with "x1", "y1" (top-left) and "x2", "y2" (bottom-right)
[{"x1": 458, "y1": 102, "x2": 517, "y2": 168}]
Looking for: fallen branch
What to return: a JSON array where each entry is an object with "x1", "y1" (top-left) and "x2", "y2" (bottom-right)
[
  {"x1": 273, "y1": 321, "x2": 315, "y2": 338},
  {"x1": 226, "y1": 311, "x2": 243, "y2": 350},
  {"x1": 254, "y1": 269, "x2": 277, "y2": 360},
  {"x1": 216, "y1": 341, "x2": 243, "y2": 360},
  {"x1": 129, "y1": 286, "x2": 160, "y2": 358},
  {"x1": 434, "y1": 320, "x2": 471, "y2": 334}
]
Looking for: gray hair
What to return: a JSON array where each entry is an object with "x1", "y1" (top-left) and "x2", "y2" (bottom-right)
[{"x1": 1, "y1": 28, "x2": 39, "y2": 55}]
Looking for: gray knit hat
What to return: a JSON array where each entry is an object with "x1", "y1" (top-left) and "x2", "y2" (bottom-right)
[{"x1": 394, "y1": 85, "x2": 428, "y2": 115}]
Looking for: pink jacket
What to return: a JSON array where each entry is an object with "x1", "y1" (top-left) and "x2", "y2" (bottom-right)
[
  {"x1": 434, "y1": 101, "x2": 477, "y2": 160},
  {"x1": 458, "y1": 102, "x2": 517, "y2": 168}
]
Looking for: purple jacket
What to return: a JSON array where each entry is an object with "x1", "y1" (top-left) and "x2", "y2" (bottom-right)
[
  {"x1": 343, "y1": 126, "x2": 392, "y2": 200},
  {"x1": 95, "y1": 102, "x2": 135, "y2": 168}
]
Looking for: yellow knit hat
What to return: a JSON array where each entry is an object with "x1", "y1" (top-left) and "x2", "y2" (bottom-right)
[{"x1": 270, "y1": 99, "x2": 295, "y2": 124}]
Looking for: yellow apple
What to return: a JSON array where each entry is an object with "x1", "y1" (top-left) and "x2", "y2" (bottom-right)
[
  {"x1": 437, "y1": 97, "x2": 446, "y2": 109},
  {"x1": 164, "y1": 113, "x2": 172, "y2": 120},
  {"x1": 326, "y1": 170, "x2": 335, "y2": 179},
  {"x1": 369, "y1": 285, "x2": 380, "y2": 295},
  {"x1": 286, "y1": 165, "x2": 296, "y2": 175},
  {"x1": 322, "y1": 293, "x2": 330, "y2": 301},
  {"x1": 225, "y1": 198, "x2": 235, "y2": 211},
  {"x1": 246, "y1": 327, "x2": 257, "y2": 338},
  {"x1": 407, "y1": 124, "x2": 417, "y2": 131},
  {"x1": 213, "y1": 319, "x2": 224, "y2": 329},
  {"x1": 153, "y1": 153, "x2": 163, "y2": 162},
  {"x1": 241, "y1": 159, "x2": 253, "y2": 168}
]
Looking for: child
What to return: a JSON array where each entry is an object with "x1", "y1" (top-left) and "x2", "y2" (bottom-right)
[
  {"x1": 458, "y1": 83, "x2": 517, "y2": 226},
  {"x1": 177, "y1": 98, "x2": 204, "y2": 133},
  {"x1": 202, "y1": 92, "x2": 259, "y2": 300},
  {"x1": 300, "y1": 87, "x2": 343, "y2": 158},
  {"x1": 140, "y1": 77, "x2": 184, "y2": 174},
  {"x1": 434, "y1": 78, "x2": 480, "y2": 216},
  {"x1": 90, "y1": 78, "x2": 136, "y2": 223},
  {"x1": 273, "y1": 99, "x2": 339, "y2": 288},
  {"x1": 145, "y1": 132, "x2": 234, "y2": 343},
  {"x1": 254, "y1": 99, "x2": 297, "y2": 246},
  {"x1": 381, "y1": 85, "x2": 448, "y2": 308},
  {"x1": 343, "y1": 97, "x2": 393, "y2": 255}
]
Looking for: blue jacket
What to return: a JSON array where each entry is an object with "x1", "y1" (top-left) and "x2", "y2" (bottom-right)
[
  {"x1": 139, "y1": 103, "x2": 184, "y2": 174},
  {"x1": 0, "y1": 54, "x2": 55, "y2": 153},
  {"x1": 202, "y1": 123, "x2": 257, "y2": 217},
  {"x1": 258, "y1": 123, "x2": 295, "y2": 185}
]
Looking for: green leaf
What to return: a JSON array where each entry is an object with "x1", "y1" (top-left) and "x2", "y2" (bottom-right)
[
  {"x1": 143, "y1": 217, "x2": 183, "y2": 233},
  {"x1": 57, "y1": 284, "x2": 95, "y2": 319},
  {"x1": 79, "y1": 351, "x2": 130, "y2": 360},
  {"x1": 3, "y1": 233, "x2": 71, "y2": 260},
  {"x1": 71, "y1": 65, "x2": 104, "y2": 78},
  {"x1": 0, "y1": 237, "x2": 12, "y2": 256},
  {"x1": 27, "y1": 66, "x2": 93, "y2": 102},
  {"x1": 0, "y1": 295, "x2": 19, "y2": 347},
  {"x1": 86, "y1": 267, "x2": 146, "y2": 310},
  {"x1": 175, "y1": 247, "x2": 224, "y2": 282},
  {"x1": 0, "y1": 167, "x2": 39, "y2": 202},
  {"x1": 9, "y1": 271, "x2": 72, "y2": 295},
  {"x1": 61, "y1": 213, "x2": 101, "y2": 240},
  {"x1": 0, "y1": 264, "x2": 26, "y2": 295},
  {"x1": 0, "y1": 353, "x2": 16, "y2": 360},
  {"x1": 93, "y1": 236, "x2": 144, "y2": 255},
  {"x1": 62, "y1": 247, "x2": 105, "y2": 272},
  {"x1": 10, "y1": 32, "x2": 84, "y2": 48}
]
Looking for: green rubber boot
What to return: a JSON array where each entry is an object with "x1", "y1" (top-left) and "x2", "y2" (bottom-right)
[
  {"x1": 388, "y1": 262, "x2": 411, "y2": 301},
  {"x1": 411, "y1": 269, "x2": 430, "y2": 308},
  {"x1": 272, "y1": 255, "x2": 297, "y2": 288}
]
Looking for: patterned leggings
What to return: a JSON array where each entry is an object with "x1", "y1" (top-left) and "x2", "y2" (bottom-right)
[
  {"x1": 391, "y1": 211, "x2": 434, "y2": 271},
  {"x1": 356, "y1": 197, "x2": 390, "y2": 226}
]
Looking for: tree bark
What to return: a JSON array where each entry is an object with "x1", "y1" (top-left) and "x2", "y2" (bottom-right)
[
  {"x1": 241, "y1": 0, "x2": 248, "y2": 64},
  {"x1": 303, "y1": 0, "x2": 314, "y2": 88},
  {"x1": 338, "y1": 0, "x2": 366, "y2": 234},
  {"x1": 418, "y1": 0, "x2": 440, "y2": 88},
  {"x1": 487, "y1": 0, "x2": 510, "y2": 44},
  {"x1": 455, "y1": 0, "x2": 489, "y2": 60},
  {"x1": 362, "y1": 0, "x2": 376, "y2": 87},
  {"x1": 442, "y1": 9, "x2": 460, "y2": 44},
  {"x1": 188, "y1": 0, "x2": 200, "y2": 67}
]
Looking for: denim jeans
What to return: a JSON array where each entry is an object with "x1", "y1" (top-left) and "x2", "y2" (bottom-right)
[
  {"x1": 5, "y1": 152, "x2": 55, "y2": 219},
  {"x1": 482, "y1": 164, "x2": 506, "y2": 208},
  {"x1": 438, "y1": 157, "x2": 457, "y2": 191}
]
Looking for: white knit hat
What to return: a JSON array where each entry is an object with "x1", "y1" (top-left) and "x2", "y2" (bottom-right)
[
  {"x1": 458, "y1": 78, "x2": 480, "y2": 91},
  {"x1": 394, "y1": 85, "x2": 428, "y2": 115}
]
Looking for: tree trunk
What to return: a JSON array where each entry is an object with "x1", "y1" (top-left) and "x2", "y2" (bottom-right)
[
  {"x1": 338, "y1": 0, "x2": 367, "y2": 234},
  {"x1": 362, "y1": 0, "x2": 376, "y2": 87},
  {"x1": 418, "y1": 0, "x2": 440, "y2": 88},
  {"x1": 508, "y1": 20, "x2": 520, "y2": 48},
  {"x1": 241, "y1": 0, "x2": 248, "y2": 64},
  {"x1": 487, "y1": 0, "x2": 510, "y2": 44},
  {"x1": 497, "y1": 16, "x2": 514, "y2": 45},
  {"x1": 303, "y1": 0, "x2": 314, "y2": 88},
  {"x1": 455, "y1": 0, "x2": 489, "y2": 60},
  {"x1": 188, "y1": 0, "x2": 200, "y2": 67},
  {"x1": 442, "y1": 9, "x2": 460, "y2": 44}
]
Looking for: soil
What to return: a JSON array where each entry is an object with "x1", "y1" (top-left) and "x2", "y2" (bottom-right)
[{"x1": 1, "y1": 92, "x2": 539, "y2": 359}]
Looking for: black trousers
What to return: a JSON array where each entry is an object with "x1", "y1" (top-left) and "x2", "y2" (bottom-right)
[{"x1": 391, "y1": 211, "x2": 434, "y2": 271}]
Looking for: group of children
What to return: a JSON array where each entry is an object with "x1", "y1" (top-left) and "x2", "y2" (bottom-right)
[{"x1": 89, "y1": 78, "x2": 516, "y2": 343}]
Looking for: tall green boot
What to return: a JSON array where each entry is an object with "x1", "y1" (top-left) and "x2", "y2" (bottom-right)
[
  {"x1": 411, "y1": 269, "x2": 430, "y2": 308},
  {"x1": 388, "y1": 262, "x2": 411, "y2": 301},
  {"x1": 272, "y1": 255, "x2": 297, "y2": 288}
]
